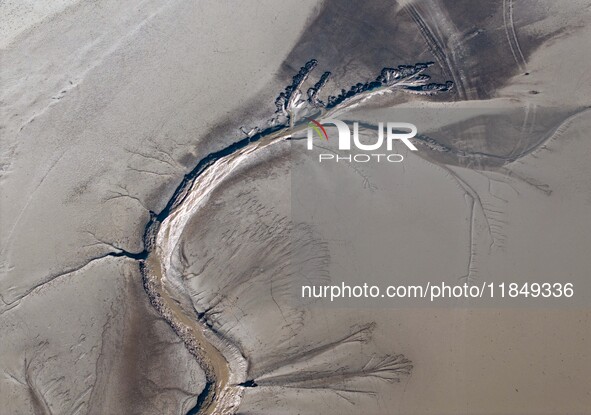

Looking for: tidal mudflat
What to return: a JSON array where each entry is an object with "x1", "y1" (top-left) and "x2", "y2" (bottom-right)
[{"x1": 1, "y1": 1, "x2": 590, "y2": 414}]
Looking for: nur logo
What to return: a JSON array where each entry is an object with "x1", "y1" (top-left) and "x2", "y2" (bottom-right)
[
  {"x1": 307, "y1": 118, "x2": 329, "y2": 142},
  {"x1": 306, "y1": 118, "x2": 419, "y2": 163}
]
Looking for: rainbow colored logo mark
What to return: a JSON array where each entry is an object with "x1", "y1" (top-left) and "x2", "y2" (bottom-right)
[{"x1": 307, "y1": 118, "x2": 329, "y2": 141}]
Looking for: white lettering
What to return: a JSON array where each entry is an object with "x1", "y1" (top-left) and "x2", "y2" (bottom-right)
[{"x1": 386, "y1": 122, "x2": 418, "y2": 151}]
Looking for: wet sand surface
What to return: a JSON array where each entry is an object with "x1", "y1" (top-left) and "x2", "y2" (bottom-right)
[{"x1": 2, "y1": 1, "x2": 591, "y2": 414}]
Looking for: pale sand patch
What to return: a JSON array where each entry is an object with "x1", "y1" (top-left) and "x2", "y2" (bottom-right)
[
  {"x1": 0, "y1": 0, "x2": 80, "y2": 48},
  {"x1": 0, "y1": 1, "x2": 322, "y2": 413},
  {"x1": 0, "y1": 0, "x2": 322, "y2": 305}
]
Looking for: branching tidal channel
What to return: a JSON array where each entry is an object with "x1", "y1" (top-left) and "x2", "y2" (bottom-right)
[{"x1": 112, "y1": 59, "x2": 453, "y2": 414}]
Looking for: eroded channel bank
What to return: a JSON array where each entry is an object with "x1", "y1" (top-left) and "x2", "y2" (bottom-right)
[{"x1": 141, "y1": 133, "x2": 289, "y2": 415}]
